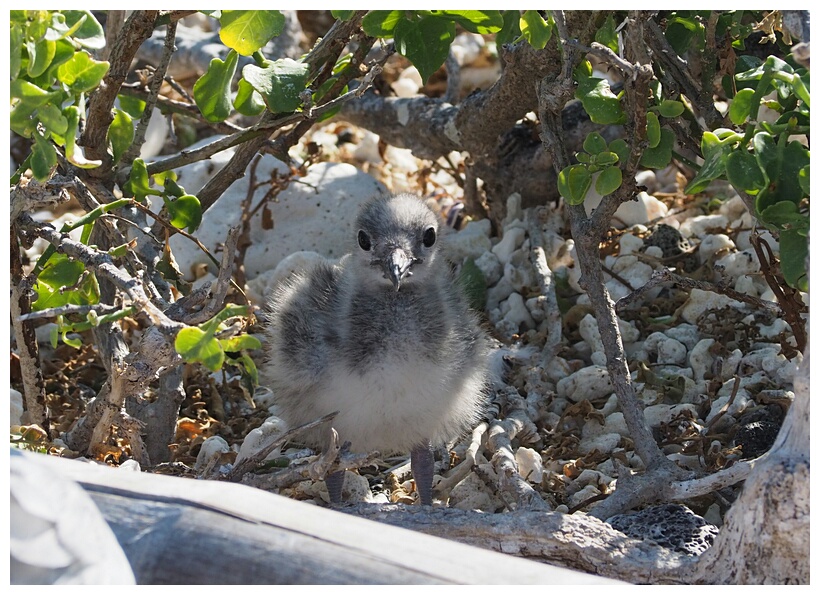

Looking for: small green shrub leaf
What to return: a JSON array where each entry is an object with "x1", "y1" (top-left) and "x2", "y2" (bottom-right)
[
  {"x1": 779, "y1": 229, "x2": 808, "y2": 292},
  {"x1": 558, "y1": 164, "x2": 592, "y2": 205},
  {"x1": 57, "y1": 51, "x2": 109, "y2": 94},
  {"x1": 583, "y1": 132, "x2": 608, "y2": 155},
  {"x1": 657, "y1": 99, "x2": 685, "y2": 118},
  {"x1": 393, "y1": 16, "x2": 456, "y2": 83},
  {"x1": 725, "y1": 150, "x2": 765, "y2": 194},
  {"x1": 234, "y1": 77, "x2": 266, "y2": 116},
  {"x1": 194, "y1": 50, "x2": 239, "y2": 122},
  {"x1": 576, "y1": 77, "x2": 626, "y2": 125},
  {"x1": 640, "y1": 128, "x2": 675, "y2": 170},
  {"x1": 728, "y1": 88, "x2": 756, "y2": 125},
  {"x1": 362, "y1": 11, "x2": 404, "y2": 36},
  {"x1": 108, "y1": 108, "x2": 134, "y2": 164},
  {"x1": 242, "y1": 57, "x2": 309, "y2": 113},
  {"x1": 646, "y1": 111, "x2": 661, "y2": 148},
  {"x1": 175, "y1": 327, "x2": 225, "y2": 372},
  {"x1": 165, "y1": 194, "x2": 203, "y2": 233},
  {"x1": 519, "y1": 10, "x2": 552, "y2": 50},
  {"x1": 595, "y1": 166, "x2": 623, "y2": 196},
  {"x1": 219, "y1": 10, "x2": 284, "y2": 56}
]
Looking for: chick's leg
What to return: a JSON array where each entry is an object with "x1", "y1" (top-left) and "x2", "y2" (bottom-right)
[
  {"x1": 410, "y1": 443, "x2": 435, "y2": 505},
  {"x1": 325, "y1": 470, "x2": 345, "y2": 504}
]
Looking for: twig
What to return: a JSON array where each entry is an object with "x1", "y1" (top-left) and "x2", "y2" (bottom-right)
[
  {"x1": 615, "y1": 266, "x2": 784, "y2": 318},
  {"x1": 226, "y1": 412, "x2": 339, "y2": 482},
  {"x1": 705, "y1": 373, "x2": 741, "y2": 433},
  {"x1": 436, "y1": 422, "x2": 488, "y2": 500},
  {"x1": 121, "y1": 20, "x2": 178, "y2": 165},
  {"x1": 487, "y1": 388, "x2": 550, "y2": 511},
  {"x1": 15, "y1": 214, "x2": 179, "y2": 332},
  {"x1": 17, "y1": 303, "x2": 120, "y2": 322},
  {"x1": 749, "y1": 231, "x2": 806, "y2": 353},
  {"x1": 527, "y1": 207, "x2": 563, "y2": 361},
  {"x1": 10, "y1": 226, "x2": 48, "y2": 432}
]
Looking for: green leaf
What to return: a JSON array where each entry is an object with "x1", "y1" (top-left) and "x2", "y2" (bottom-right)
[
  {"x1": 234, "y1": 77, "x2": 266, "y2": 116},
  {"x1": 165, "y1": 194, "x2": 203, "y2": 233},
  {"x1": 495, "y1": 10, "x2": 521, "y2": 47},
  {"x1": 27, "y1": 38, "x2": 56, "y2": 78},
  {"x1": 595, "y1": 13, "x2": 619, "y2": 53},
  {"x1": 664, "y1": 15, "x2": 704, "y2": 55},
  {"x1": 646, "y1": 111, "x2": 661, "y2": 148},
  {"x1": 519, "y1": 10, "x2": 552, "y2": 50},
  {"x1": 779, "y1": 229, "x2": 808, "y2": 292},
  {"x1": 194, "y1": 50, "x2": 239, "y2": 122},
  {"x1": 125, "y1": 158, "x2": 160, "y2": 202},
  {"x1": 219, "y1": 10, "x2": 284, "y2": 56},
  {"x1": 728, "y1": 88, "x2": 756, "y2": 125},
  {"x1": 759, "y1": 201, "x2": 808, "y2": 231},
  {"x1": 790, "y1": 73, "x2": 810, "y2": 108},
  {"x1": 57, "y1": 51, "x2": 109, "y2": 94},
  {"x1": 593, "y1": 152, "x2": 619, "y2": 166},
  {"x1": 583, "y1": 132, "x2": 608, "y2": 156},
  {"x1": 219, "y1": 334, "x2": 263, "y2": 352},
  {"x1": 657, "y1": 99, "x2": 685, "y2": 118},
  {"x1": 175, "y1": 327, "x2": 225, "y2": 372},
  {"x1": 754, "y1": 132, "x2": 810, "y2": 207},
  {"x1": 640, "y1": 128, "x2": 675, "y2": 170},
  {"x1": 393, "y1": 16, "x2": 456, "y2": 83},
  {"x1": 433, "y1": 10, "x2": 503, "y2": 34},
  {"x1": 684, "y1": 141, "x2": 730, "y2": 194},
  {"x1": 11, "y1": 24, "x2": 23, "y2": 79},
  {"x1": 725, "y1": 150, "x2": 765, "y2": 194},
  {"x1": 595, "y1": 166, "x2": 623, "y2": 196},
  {"x1": 798, "y1": 165, "x2": 809, "y2": 195},
  {"x1": 331, "y1": 10, "x2": 355, "y2": 22},
  {"x1": 31, "y1": 131, "x2": 57, "y2": 182},
  {"x1": 361, "y1": 10, "x2": 404, "y2": 37},
  {"x1": 609, "y1": 138, "x2": 629, "y2": 164},
  {"x1": 118, "y1": 94, "x2": 147, "y2": 119},
  {"x1": 575, "y1": 77, "x2": 626, "y2": 125},
  {"x1": 60, "y1": 105, "x2": 101, "y2": 169},
  {"x1": 38, "y1": 103, "x2": 68, "y2": 136},
  {"x1": 558, "y1": 164, "x2": 592, "y2": 205},
  {"x1": 62, "y1": 10, "x2": 105, "y2": 49},
  {"x1": 573, "y1": 59, "x2": 593, "y2": 81},
  {"x1": 32, "y1": 253, "x2": 100, "y2": 311},
  {"x1": 242, "y1": 57, "x2": 309, "y2": 113},
  {"x1": 108, "y1": 108, "x2": 134, "y2": 164},
  {"x1": 237, "y1": 352, "x2": 259, "y2": 385}
]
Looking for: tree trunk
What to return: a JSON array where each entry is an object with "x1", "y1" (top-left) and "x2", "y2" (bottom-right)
[{"x1": 688, "y1": 344, "x2": 810, "y2": 584}]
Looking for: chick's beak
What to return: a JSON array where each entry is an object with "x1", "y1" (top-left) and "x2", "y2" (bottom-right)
[{"x1": 385, "y1": 248, "x2": 414, "y2": 291}]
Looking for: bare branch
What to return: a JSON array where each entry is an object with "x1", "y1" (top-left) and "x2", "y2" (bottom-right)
[{"x1": 121, "y1": 20, "x2": 178, "y2": 165}]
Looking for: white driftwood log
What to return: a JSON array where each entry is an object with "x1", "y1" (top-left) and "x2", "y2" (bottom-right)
[{"x1": 10, "y1": 450, "x2": 624, "y2": 585}]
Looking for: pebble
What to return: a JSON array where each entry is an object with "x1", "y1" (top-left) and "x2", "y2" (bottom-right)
[
  {"x1": 194, "y1": 435, "x2": 230, "y2": 472},
  {"x1": 557, "y1": 365, "x2": 613, "y2": 403},
  {"x1": 515, "y1": 447, "x2": 544, "y2": 484},
  {"x1": 234, "y1": 416, "x2": 288, "y2": 466}
]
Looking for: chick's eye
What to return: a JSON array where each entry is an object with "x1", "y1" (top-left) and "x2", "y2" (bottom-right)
[
  {"x1": 422, "y1": 226, "x2": 436, "y2": 248},
  {"x1": 357, "y1": 230, "x2": 372, "y2": 251}
]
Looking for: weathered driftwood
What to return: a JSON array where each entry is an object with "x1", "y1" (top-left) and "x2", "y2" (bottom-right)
[{"x1": 14, "y1": 451, "x2": 623, "y2": 585}]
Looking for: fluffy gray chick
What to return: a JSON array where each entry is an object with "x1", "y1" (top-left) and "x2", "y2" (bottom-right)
[{"x1": 264, "y1": 193, "x2": 489, "y2": 505}]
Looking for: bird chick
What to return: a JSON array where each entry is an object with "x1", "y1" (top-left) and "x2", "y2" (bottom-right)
[{"x1": 264, "y1": 194, "x2": 490, "y2": 505}]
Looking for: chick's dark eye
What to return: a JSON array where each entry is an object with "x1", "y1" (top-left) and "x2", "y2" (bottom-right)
[
  {"x1": 422, "y1": 226, "x2": 436, "y2": 248},
  {"x1": 357, "y1": 230, "x2": 372, "y2": 251}
]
